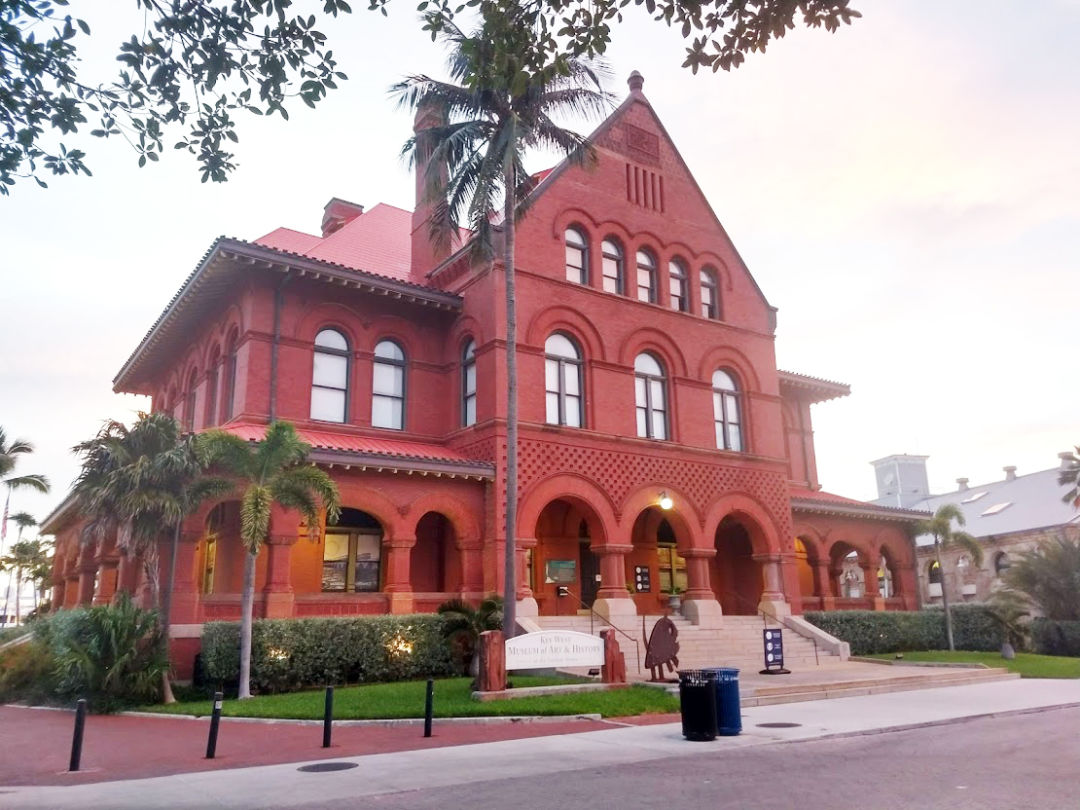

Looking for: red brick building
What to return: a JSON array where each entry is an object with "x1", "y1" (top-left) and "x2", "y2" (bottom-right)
[{"x1": 43, "y1": 73, "x2": 922, "y2": 674}]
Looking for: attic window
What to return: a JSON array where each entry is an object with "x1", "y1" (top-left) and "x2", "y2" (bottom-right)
[
  {"x1": 981, "y1": 502, "x2": 1012, "y2": 516},
  {"x1": 962, "y1": 491, "x2": 988, "y2": 503}
]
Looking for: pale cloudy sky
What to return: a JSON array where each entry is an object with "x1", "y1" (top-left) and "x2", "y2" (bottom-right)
[{"x1": 2, "y1": 0, "x2": 1078, "y2": 543}]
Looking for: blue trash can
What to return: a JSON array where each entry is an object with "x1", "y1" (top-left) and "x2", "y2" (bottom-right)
[{"x1": 704, "y1": 667, "x2": 742, "y2": 736}]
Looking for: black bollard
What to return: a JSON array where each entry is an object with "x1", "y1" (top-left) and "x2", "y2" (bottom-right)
[
  {"x1": 69, "y1": 698, "x2": 87, "y2": 772},
  {"x1": 423, "y1": 678, "x2": 434, "y2": 738},
  {"x1": 322, "y1": 686, "x2": 334, "y2": 749},
  {"x1": 205, "y1": 691, "x2": 223, "y2": 759}
]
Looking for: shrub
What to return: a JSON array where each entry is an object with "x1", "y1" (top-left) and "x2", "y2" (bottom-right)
[
  {"x1": 201, "y1": 614, "x2": 455, "y2": 694},
  {"x1": 805, "y1": 605, "x2": 1000, "y2": 655},
  {"x1": 43, "y1": 594, "x2": 167, "y2": 711},
  {"x1": 0, "y1": 641, "x2": 56, "y2": 704},
  {"x1": 1031, "y1": 618, "x2": 1080, "y2": 657}
]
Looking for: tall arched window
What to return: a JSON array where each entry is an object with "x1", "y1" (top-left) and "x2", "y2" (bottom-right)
[
  {"x1": 545, "y1": 333, "x2": 583, "y2": 427},
  {"x1": 669, "y1": 259, "x2": 688, "y2": 312},
  {"x1": 565, "y1": 227, "x2": 588, "y2": 284},
  {"x1": 222, "y1": 329, "x2": 239, "y2": 422},
  {"x1": 184, "y1": 368, "x2": 199, "y2": 431},
  {"x1": 310, "y1": 328, "x2": 349, "y2": 423},
  {"x1": 634, "y1": 352, "x2": 667, "y2": 440},
  {"x1": 601, "y1": 238, "x2": 624, "y2": 295},
  {"x1": 712, "y1": 369, "x2": 743, "y2": 451},
  {"x1": 372, "y1": 339, "x2": 406, "y2": 429},
  {"x1": 461, "y1": 339, "x2": 477, "y2": 427},
  {"x1": 636, "y1": 249, "x2": 657, "y2": 303},
  {"x1": 204, "y1": 348, "x2": 221, "y2": 428},
  {"x1": 700, "y1": 267, "x2": 720, "y2": 319}
]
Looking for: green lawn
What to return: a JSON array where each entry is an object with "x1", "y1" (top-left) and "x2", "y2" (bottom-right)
[
  {"x1": 141, "y1": 676, "x2": 679, "y2": 720},
  {"x1": 866, "y1": 651, "x2": 1080, "y2": 679}
]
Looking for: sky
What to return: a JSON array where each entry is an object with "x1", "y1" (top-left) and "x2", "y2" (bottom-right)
[{"x1": 2, "y1": 0, "x2": 1078, "y2": 562}]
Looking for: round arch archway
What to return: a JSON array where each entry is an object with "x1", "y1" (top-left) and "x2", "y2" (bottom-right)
[
  {"x1": 531, "y1": 496, "x2": 610, "y2": 616},
  {"x1": 712, "y1": 514, "x2": 769, "y2": 615}
]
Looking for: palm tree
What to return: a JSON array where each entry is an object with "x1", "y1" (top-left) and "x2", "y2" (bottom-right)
[
  {"x1": 1060, "y1": 447, "x2": 1080, "y2": 507},
  {"x1": 394, "y1": 8, "x2": 610, "y2": 636},
  {"x1": 1, "y1": 539, "x2": 39, "y2": 626},
  {"x1": 73, "y1": 412, "x2": 230, "y2": 702},
  {"x1": 915, "y1": 504, "x2": 983, "y2": 651},
  {"x1": 1, "y1": 512, "x2": 36, "y2": 626},
  {"x1": 1, "y1": 428, "x2": 49, "y2": 625},
  {"x1": 438, "y1": 595, "x2": 503, "y2": 678},
  {"x1": 198, "y1": 421, "x2": 340, "y2": 699},
  {"x1": 1004, "y1": 537, "x2": 1080, "y2": 621},
  {"x1": 26, "y1": 537, "x2": 54, "y2": 611}
]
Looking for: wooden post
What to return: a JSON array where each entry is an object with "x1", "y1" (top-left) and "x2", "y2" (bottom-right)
[{"x1": 476, "y1": 629, "x2": 507, "y2": 692}]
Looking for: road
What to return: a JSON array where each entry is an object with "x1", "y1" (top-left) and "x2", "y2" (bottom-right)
[{"x1": 309, "y1": 707, "x2": 1080, "y2": 810}]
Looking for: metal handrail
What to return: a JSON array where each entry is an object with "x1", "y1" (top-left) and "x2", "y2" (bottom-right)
[
  {"x1": 567, "y1": 591, "x2": 642, "y2": 675},
  {"x1": 727, "y1": 591, "x2": 820, "y2": 667}
]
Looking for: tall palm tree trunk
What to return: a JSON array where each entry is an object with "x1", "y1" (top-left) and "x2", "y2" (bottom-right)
[
  {"x1": 238, "y1": 549, "x2": 257, "y2": 698},
  {"x1": 158, "y1": 522, "x2": 182, "y2": 703},
  {"x1": 935, "y1": 540, "x2": 955, "y2": 651},
  {"x1": 502, "y1": 134, "x2": 518, "y2": 640},
  {"x1": 13, "y1": 569, "x2": 21, "y2": 626},
  {"x1": 2, "y1": 523, "x2": 23, "y2": 627}
]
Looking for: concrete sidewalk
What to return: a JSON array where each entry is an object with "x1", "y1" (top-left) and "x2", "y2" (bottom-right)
[{"x1": 3, "y1": 679, "x2": 1078, "y2": 809}]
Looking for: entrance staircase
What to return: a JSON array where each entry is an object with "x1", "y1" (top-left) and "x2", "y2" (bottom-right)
[{"x1": 531, "y1": 613, "x2": 839, "y2": 677}]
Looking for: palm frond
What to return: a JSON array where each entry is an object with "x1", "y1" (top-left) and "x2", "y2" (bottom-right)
[{"x1": 239, "y1": 485, "x2": 273, "y2": 553}]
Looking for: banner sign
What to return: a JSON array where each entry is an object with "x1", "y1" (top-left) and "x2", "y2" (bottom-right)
[
  {"x1": 505, "y1": 630, "x2": 604, "y2": 670},
  {"x1": 762, "y1": 628, "x2": 785, "y2": 671}
]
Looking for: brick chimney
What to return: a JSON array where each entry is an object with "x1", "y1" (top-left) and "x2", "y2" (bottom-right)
[
  {"x1": 410, "y1": 101, "x2": 451, "y2": 276},
  {"x1": 1003, "y1": 466, "x2": 1017, "y2": 482},
  {"x1": 321, "y1": 198, "x2": 364, "y2": 237},
  {"x1": 956, "y1": 478, "x2": 969, "y2": 492},
  {"x1": 1060, "y1": 451, "x2": 1076, "y2": 471}
]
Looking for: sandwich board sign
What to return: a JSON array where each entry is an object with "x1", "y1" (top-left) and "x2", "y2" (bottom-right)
[
  {"x1": 760, "y1": 628, "x2": 790, "y2": 674},
  {"x1": 505, "y1": 630, "x2": 604, "y2": 670}
]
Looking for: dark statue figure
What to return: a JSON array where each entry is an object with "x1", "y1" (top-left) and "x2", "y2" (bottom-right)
[{"x1": 644, "y1": 615, "x2": 680, "y2": 681}]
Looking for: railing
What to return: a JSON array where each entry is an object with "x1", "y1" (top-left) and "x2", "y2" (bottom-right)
[
  {"x1": 566, "y1": 591, "x2": 642, "y2": 675},
  {"x1": 727, "y1": 591, "x2": 820, "y2": 667}
]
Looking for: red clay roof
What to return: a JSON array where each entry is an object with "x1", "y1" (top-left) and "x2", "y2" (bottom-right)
[
  {"x1": 789, "y1": 487, "x2": 868, "y2": 507},
  {"x1": 789, "y1": 485, "x2": 928, "y2": 520},
  {"x1": 255, "y1": 203, "x2": 417, "y2": 284},
  {"x1": 220, "y1": 423, "x2": 483, "y2": 466}
]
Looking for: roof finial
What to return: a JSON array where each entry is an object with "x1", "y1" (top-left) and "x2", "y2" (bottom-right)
[{"x1": 628, "y1": 70, "x2": 644, "y2": 93}]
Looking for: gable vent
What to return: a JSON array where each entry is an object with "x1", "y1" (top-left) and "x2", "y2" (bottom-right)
[{"x1": 625, "y1": 163, "x2": 664, "y2": 212}]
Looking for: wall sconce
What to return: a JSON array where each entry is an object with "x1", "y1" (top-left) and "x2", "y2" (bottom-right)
[{"x1": 659, "y1": 491, "x2": 674, "y2": 511}]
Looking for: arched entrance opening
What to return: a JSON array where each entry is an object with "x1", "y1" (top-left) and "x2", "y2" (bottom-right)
[
  {"x1": 413, "y1": 512, "x2": 459, "y2": 593},
  {"x1": 828, "y1": 542, "x2": 864, "y2": 599},
  {"x1": 533, "y1": 499, "x2": 605, "y2": 616},
  {"x1": 627, "y1": 507, "x2": 686, "y2": 614},
  {"x1": 712, "y1": 516, "x2": 763, "y2": 615},
  {"x1": 198, "y1": 501, "x2": 244, "y2": 594},
  {"x1": 879, "y1": 547, "x2": 900, "y2": 599},
  {"x1": 323, "y1": 507, "x2": 384, "y2": 593}
]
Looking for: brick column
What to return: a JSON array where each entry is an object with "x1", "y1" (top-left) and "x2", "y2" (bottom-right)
[
  {"x1": 681, "y1": 548, "x2": 723, "y2": 627},
  {"x1": 592, "y1": 543, "x2": 635, "y2": 623},
  {"x1": 515, "y1": 537, "x2": 538, "y2": 618},
  {"x1": 753, "y1": 553, "x2": 791, "y2": 617},
  {"x1": 92, "y1": 559, "x2": 119, "y2": 605},
  {"x1": 861, "y1": 552, "x2": 884, "y2": 610},
  {"x1": 458, "y1": 537, "x2": 484, "y2": 597},
  {"x1": 262, "y1": 536, "x2": 297, "y2": 618},
  {"x1": 384, "y1": 534, "x2": 415, "y2": 614},
  {"x1": 50, "y1": 577, "x2": 65, "y2": 611},
  {"x1": 77, "y1": 543, "x2": 97, "y2": 606},
  {"x1": 170, "y1": 529, "x2": 203, "y2": 623}
]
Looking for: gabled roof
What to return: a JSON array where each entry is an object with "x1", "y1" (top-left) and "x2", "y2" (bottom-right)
[
  {"x1": 910, "y1": 466, "x2": 1080, "y2": 546},
  {"x1": 791, "y1": 486, "x2": 928, "y2": 523},
  {"x1": 220, "y1": 423, "x2": 494, "y2": 480}
]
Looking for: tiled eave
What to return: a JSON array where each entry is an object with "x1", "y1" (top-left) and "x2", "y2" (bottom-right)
[
  {"x1": 778, "y1": 370, "x2": 851, "y2": 403},
  {"x1": 112, "y1": 238, "x2": 462, "y2": 394},
  {"x1": 309, "y1": 448, "x2": 493, "y2": 481},
  {"x1": 791, "y1": 498, "x2": 929, "y2": 524}
]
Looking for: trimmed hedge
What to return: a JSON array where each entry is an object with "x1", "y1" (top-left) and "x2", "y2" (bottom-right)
[
  {"x1": 805, "y1": 606, "x2": 1001, "y2": 655},
  {"x1": 201, "y1": 614, "x2": 455, "y2": 694},
  {"x1": 1031, "y1": 619, "x2": 1080, "y2": 657}
]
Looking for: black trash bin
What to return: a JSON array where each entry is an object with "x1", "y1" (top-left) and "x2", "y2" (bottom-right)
[
  {"x1": 703, "y1": 667, "x2": 742, "y2": 736},
  {"x1": 678, "y1": 669, "x2": 718, "y2": 741}
]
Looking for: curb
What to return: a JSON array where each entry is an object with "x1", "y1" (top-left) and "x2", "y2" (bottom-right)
[{"x1": 118, "y1": 710, "x2": 603, "y2": 727}]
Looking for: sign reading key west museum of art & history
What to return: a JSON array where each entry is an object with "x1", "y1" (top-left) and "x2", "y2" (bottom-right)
[{"x1": 505, "y1": 630, "x2": 604, "y2": 670}]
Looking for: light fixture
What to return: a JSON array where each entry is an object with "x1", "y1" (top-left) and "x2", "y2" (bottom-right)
[{"x1": 659, "y1": 491, "x2": 674, "y2": 511}]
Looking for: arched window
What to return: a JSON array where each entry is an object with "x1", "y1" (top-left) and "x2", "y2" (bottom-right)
[
  {"x1": 601, "y1": 238, "x2": 624, "y2": 295},
  {"x1": 636, "y1": 249, "x2": 657, "y2": 303},
  {"x1": 634, "y1": 352, "x2": 667, "y2": 440},
  {"x1": 545, "y1": 333, "x2": 583, "y2": 427},
  {"x1": 310, "y1": 328, "x2": 349, "y2": 423},
  {"x1": 565, "y1": 227, "x2": 588, "y2": 284},
  {"x1": 700, "y1": 267, "x2": 720, "y2": 319},
  {"x1": 372, "y1": 339, "x2": 406, "y2": 430},
  {"x1": 712, "y1": 369, "x2": 743, "y2": 452},
  {"x1": 461, "y1": 339, "x2": 477, "y2": 427},
  {"x1": 184, "y1": 369, "x2": 199, "y2": 431},
  {"x1": 994, "y1": 551, "x2": 1010, "y2": 577},
  {"x1": 928, "y1": 560, "x2": 942, "y2": 584},
  {"x1": 669, "y1": 259, "x2": 688, "y2": 312},
  {"x1": 222, "y1": 329, "x2": 239, "y2": 422},
  {"x1": 204, "y1": 347, "x2": 221, "y2": 428}
]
